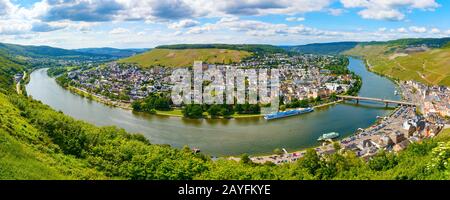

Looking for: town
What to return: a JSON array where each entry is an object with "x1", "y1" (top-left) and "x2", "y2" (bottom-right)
[
  {"x1": 63, "y1": 53, "x2": 357, "y2": 107},
  {"x1": 250, "y1": 80, "x2": 450, "y2": 164}
]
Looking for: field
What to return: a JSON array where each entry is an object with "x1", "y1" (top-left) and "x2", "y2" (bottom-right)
[
  {"x1": 344, "y1": 44, "x2": 450, "y2": 86},
  {"x1": 119, "y1": 48, "x2": 252, "y2": 68}
]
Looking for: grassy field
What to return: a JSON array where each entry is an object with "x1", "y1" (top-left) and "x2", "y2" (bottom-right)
[
  {"x1": 344, "y1": 44, "x2": 450, "y2": 86},
  {"x1": 119, "y1": 48, "x2": 252, "y2": 68}
]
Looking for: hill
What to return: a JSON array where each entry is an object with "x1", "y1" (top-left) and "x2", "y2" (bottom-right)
[
  {"x1": 2, "y1": 41, "x2": 450, "y2": 180},
  {"x1": 155, "y1": 44, "x2": 285, "y2": 54},
  {"x1": 283, "y1": 42, "x2": 359, "y2": 55},
  {"x1": 119, "y1": 48, "x2": 252, "y2": 68},
  {"x1": 344, "y1": 38, "x2": 450, "y2": 86},
  {"x1": 0, "y1": 43, "x2": 113, "y2": 61},
  {"x1": 74, "y1": 47, "x2": 150, "y2": 58},
  {"x1": 284, "y1": 38, "x2": 450, "y2": 55}
]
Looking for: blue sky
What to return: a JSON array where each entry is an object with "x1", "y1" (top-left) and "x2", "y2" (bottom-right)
[{"x1": 0, "y1": 0, "x2": 449, "y2": 49}]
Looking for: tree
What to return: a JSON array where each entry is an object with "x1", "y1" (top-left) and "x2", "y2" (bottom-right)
[
  {"x1": 298, "y1": 149, "x2": 321, "y2": 175},
  {"x1": 330, "y1": 93, "x2": 338, "y2": 101},
  {"x1": 240, "y1": 154, "x2": 252, "y2": 164},
  {"x1": 333, "y1": 142, "x2": 341, "y2": 152},
  {"x1": 207, "y1": 105, "x2": 221, "y2": 117},
  {"x1": 182, "y1": 104, "x2": 204, "y2": 118},
  {"x1": 299, "y1": 99, "x2": 309, "y2": 108},
  {"x1": 132, "y1": 101, "x2": 142, "y2": 111},
  {"x1": 368, "y1": 151, "x2": 398, "y2": 171},
  {"x1": 220, "y1": 105, "x2": 235, "y2": 117}
]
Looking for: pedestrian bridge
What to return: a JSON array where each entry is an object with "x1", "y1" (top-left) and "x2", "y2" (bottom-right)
[{"x1": 337, "y1": 95, "x2": 416, "y2": 107}]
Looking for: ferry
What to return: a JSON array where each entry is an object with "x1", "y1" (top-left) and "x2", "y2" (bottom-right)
[
  {"x1": 317, "y1": 132, "x2": 340, "y2": 141},
  {"x1": 264, "y1": 107, "x2": 314, "y2": 120}
]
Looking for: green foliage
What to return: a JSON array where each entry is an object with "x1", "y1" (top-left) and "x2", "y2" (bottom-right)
[
  {"x1": 234, "y1": 103, "x2": 260, "y2": 114},
  {"x1": 47, "y1": 67, "x2": 69, "y2": 77},
  {"x1": 182, "y1": 104, "x2": 204, "y2": 119},
  {"x1": 0, "y1": 42, "x2": 113, "y2": 61},
  {"x1": 346, "y1": 75, "x2": 362, "y2": 96},
  {"x1": 368, "y1": 151, "x2": 398, "y2": 171},
  {"x1": 132, "y1": 94, "x2": 172, "y2": 113},
  {"x1": 4, "y1": 52, "x2": 450, "y2": 180},
  {"x1": 285, "y1": 42, "x2": 359, "y2": 55},
  {"x1": 286, "y1": 99, "x2": 310, "y2": 108},
  {"x1": 206, "y1": 104, "x2": 235, "y2": 118}
]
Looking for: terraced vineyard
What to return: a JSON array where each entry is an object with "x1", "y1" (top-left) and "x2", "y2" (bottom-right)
[
  {"x1": 344, "y1": 44, "x2": 450, "y2": 86},
  {"x1": 119, "y1": 48, "x2": 252, "y2": 68}
]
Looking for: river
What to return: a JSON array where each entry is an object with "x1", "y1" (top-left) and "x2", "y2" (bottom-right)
[{"x1": 26, "y1": 57, "x2": 400, "y2": 156}]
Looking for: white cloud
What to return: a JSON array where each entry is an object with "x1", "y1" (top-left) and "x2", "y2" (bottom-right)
[
  {"x1": 286, "y1": 17, "x2": 305, "y2": 22},
  {"x1": 109, "y1": 28, "x2": 130, "y2": 34},
  {"x1": 409, "y1": 26, "x2": 427, "y2": 33},
  {"x1": 359, "y1": 8, "x2": 404, "y2": 21},
  {"x1": 340, "y1": 0, "x2": 439, "y2": 21},
  {"x1": 378, "y1": 27, "x2": 387, "y2": 32},
  {"x1": 186, "y1": 18, "x2": 348, "y2": 38},
  {"x1": 397, "y1": 27, "x2": 408, "y2": 33},
  {"x1": 186, "y1": 23, "x2": 216, "y2": 34},
  {"x1": 328, "y1": 8, "x2": 344, "y2": 16},
  {"x1": 0, "y1": 0, "x2": 14, "y2": 16},
  {"x1": 0, "y1": 19, "x2": 31, "y2": 35},
  {"x1": 445, "y1": 30, "x2": 450, "y2": 36},
  {"x1": 168, "y1": 19, "x2": 200, "y2": 29},
  {"x1": 430, "y1": 28, "x2": 440, "y2": 34},
  {"x1": 210, "y1": 0, "x2": 333, "y2": 16}
]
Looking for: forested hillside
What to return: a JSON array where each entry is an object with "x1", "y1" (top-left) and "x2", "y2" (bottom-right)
[
  {"x1": 74, "y1": 48, "x2": 149, "y2": 58},
  {"x1": 2, "y1": 50, "x2": 450, "y2": 180},
  {"x1": 284, "y1": 42, "x2": 358, "y2": 55},
  {"x1": 0, "y1": 43, "x2": 113, "y2": 61}
]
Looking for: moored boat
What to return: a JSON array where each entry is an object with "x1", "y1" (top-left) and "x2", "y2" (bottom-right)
[
  {"x1": 264, "y1": 107, "x2": 314, "y2": 120},
  {"x1": 318, "y1": 132, "x2": 340, "y2": 141}
]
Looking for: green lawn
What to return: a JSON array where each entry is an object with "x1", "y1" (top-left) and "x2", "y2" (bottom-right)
[{"x1": 156, "y1": 109, "x2": 184, "y2": 117}]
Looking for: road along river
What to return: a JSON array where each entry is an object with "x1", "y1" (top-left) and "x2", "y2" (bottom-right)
[{"x1": 26, "y1": 57, "x2": 400, "y2": 156}]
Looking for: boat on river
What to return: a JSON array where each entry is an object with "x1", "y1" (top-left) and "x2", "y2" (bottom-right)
[
  {"x1": 318, "y1": 132, "x2": 340, "y2": 141},
  {"x1": 264, "y1": 107, "x2": 314, "y2": 120}
]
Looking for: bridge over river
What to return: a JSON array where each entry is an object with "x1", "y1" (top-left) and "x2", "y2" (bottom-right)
[{"x1": 337, "y1": 95, "x2": 417, "y2": 107}]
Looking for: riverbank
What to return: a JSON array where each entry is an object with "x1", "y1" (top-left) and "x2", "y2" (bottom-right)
[
  {"x1": 237, "y1": 104, "x2": 420, "y2": 164},
  {"x1": 60, "y1": 82, "x2": 346, "y2": 119},
  {"x1": 27, "y1": 58, "x2": 400, "y2": 156}
]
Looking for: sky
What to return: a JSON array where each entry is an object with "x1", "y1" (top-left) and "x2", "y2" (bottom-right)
[{"x1": 0, "y1": 0, "x2": 449, "y2": 49}]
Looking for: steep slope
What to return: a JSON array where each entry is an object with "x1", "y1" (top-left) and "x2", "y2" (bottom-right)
[
  {"x1": 0, "y1": 93, "x2": 106, "y2": 180},
  {"x1": 119, "y1": 48, "x2": 252, "y2": 68},
  {"x1": 344, "y1": 42, "x2": 450, "y2": 86}
]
